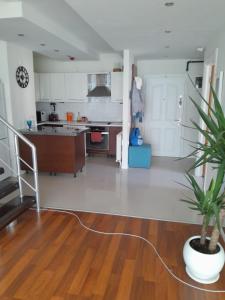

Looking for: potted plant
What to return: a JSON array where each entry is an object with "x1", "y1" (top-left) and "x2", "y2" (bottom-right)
[{"x1": 182, "y1": 87, "x2": 225, "y2": 284}]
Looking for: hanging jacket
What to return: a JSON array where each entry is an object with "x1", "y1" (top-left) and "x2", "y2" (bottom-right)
[{"x1": 130, "y1": 78, "x2": 144, "y2": 122}]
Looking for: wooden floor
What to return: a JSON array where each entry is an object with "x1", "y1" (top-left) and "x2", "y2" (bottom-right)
[{"x1": 0, "y1": 210, "x2": 225, "y2": 300}]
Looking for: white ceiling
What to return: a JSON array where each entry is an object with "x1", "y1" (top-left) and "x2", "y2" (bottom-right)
[
  {"x1": 0, "y1": 0, "x2": 113, "y2": 60},
  {"x1": 1, "y1": 0, "x2": 225, "y2": 60},
  {"x1": 65, "y1": 0, "x2": 225, "y2": 59}
]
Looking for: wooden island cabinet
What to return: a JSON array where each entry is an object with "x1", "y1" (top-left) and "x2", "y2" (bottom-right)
[{"x1": 19, "y1": 132, "x2": 85, "y2": 177}]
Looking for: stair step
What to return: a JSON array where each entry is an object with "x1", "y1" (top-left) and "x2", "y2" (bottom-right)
[
  {"x1": 0, "y1": 196, "x2": 36, "y2": 230},
  {"x1": 0, "y1": 167, "x2": 4, "y2": 175},
  {"x1": 0, "y1": 177, "x2": 19, "y2": 200}
]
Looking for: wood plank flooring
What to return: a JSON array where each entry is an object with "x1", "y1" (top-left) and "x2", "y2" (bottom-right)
[{"x1": 0, "y1": 210, "x2": 225, "y2": 300}]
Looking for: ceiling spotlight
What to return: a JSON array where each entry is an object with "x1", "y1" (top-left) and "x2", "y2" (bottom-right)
[
  {"x1": 197, "y1": 47, "x2": 204, "y2": 52},
  {"x1": 165, "y1": 2, "x2": 175, "y2": 7},
  {"x1": 54, "y1": 49, "x2": 60, "y2": 52},
  {"x1": 17, "y1": 33, "x2": 24, "y2": 37},
  {"x1": 40, "y1": 43, "x2": 46, "y2": 47},
  {"x1": 165, "y1": 30, "x2": 172, "y2": 34}
]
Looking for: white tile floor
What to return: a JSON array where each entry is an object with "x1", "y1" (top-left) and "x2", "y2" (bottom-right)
[{"x1": 27, "y1": 156, "x2": 203, "y2": 225}]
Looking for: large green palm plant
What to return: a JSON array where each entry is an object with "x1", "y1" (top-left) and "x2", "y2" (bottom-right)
[
  {"x1": 184, "y1": 87, "x2": 225, "y2": 253},
  {"x1": 189, "y1": 88, "x2": 225, "y2": 168}
]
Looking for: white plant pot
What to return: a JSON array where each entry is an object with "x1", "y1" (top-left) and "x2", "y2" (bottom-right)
[{"x1": 183, "y1": 236, "x2": 225, "y2": 284}]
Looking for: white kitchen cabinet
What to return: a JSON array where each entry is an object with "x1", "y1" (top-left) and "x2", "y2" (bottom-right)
[
  {"x1": 39, "y1": 73, "x2": 51, "y2": 102},
  {"x1": 111, "y1": 72, "x2": 123, "y2": 102},
  {"x1": 50, "y1": 73, "x2": 65, "y2": 102},
  {"x1": 34, "y1": 73, "x2": 40, "y2": 102},
  {"x1": 65, "y1": 73, "x2": 88, "y2": 102}
]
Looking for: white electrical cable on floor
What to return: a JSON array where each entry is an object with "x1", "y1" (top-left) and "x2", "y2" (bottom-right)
[{"x1": 31, "y1": 208, "x2": 225, "y2": 294}]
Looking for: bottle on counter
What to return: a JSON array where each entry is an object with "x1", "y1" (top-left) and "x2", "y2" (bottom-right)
[{"x1": 77, "y1": 112, "x2": 81, "y2": 122}]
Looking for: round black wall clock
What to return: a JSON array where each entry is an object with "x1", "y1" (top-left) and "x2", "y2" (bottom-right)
[{"x1": 16, "y1": 66, "x2": 29, "y2": 88}]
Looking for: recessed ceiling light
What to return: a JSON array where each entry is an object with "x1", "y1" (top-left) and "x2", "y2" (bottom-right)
[
  {"x1": 17, "y1": 33, "x2": 24, "y2": 37},
  {"x1": 165, "y1": 2, "x2": 175, "y2": 7},
  {"x1": 40, "y1": 43, "x2": 46, "y2": 47},
  {"x1": 165, "y1": 30, "x2": 172, "y2": 34},
  {"x1": 197, "y1": 47, "x2": 204, "y2": 52},
  {"x1": 54, "y1": 49, "x2": 60, "y2": 52}
]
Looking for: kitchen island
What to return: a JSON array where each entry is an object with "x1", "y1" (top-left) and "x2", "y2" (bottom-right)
[
  {"x1": 19, "y1": 126, "x2": 87, "y2": 177},
  {"x1": 36, "y1": 121, "x2": 123, "y2": 156}
]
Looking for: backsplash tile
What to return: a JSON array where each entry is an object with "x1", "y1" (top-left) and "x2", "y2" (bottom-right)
[{"x1": 36, "y1": 100, "x2": 122, "y2": 122}]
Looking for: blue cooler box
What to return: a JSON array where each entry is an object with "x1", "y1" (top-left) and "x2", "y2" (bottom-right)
[{"x1": 128, "y1": 144, "x2": 152, "y2": 168}]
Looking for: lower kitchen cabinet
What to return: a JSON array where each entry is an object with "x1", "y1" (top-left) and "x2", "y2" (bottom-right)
[
  {"x1": 19, "y1": 133, "x2": 85, "y2": 176},
  {"x1": 108, "y1": 126, "x2": 122, "y2": 156}
]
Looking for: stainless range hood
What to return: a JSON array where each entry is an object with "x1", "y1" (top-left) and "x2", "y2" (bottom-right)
[
  {"x1": 87, "y1": 73, "x2": 111, "y2": 97},
  {"x1": 87, "y1": 86, "x2": 111, "y2": 97}
]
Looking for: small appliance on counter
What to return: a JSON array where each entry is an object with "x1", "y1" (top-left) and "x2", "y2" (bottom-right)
[
  {"x1": 81, "y1": 116, "x2": 88, "y2": 122},
  {"x1": 76, "y1": 112, "x2": 88, "y2": 123},
  {"x1": 36, "y1": 111, "x2": 48, "y2": 123},
  {"x1": 49, "y1": 102, "x2": 59, "y2": 122},
  {"x1": 48, "y1": 113, "x2": 59, "y2": 122}
]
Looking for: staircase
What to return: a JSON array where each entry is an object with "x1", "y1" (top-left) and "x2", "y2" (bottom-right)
[
  {"x1": 0, "y1": 116, "x2": 40, "y2": 230},
  {"x1": 0, "y1": 170, "x2": 36, "y2": 229}
]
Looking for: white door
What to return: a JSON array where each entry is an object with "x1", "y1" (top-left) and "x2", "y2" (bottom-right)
[
  {"x1": 144, "y1": 75, "x2": 184, "y2": 157},
  {"x1": 0, "y1": 81, "x2": 11, "y2": 181}
]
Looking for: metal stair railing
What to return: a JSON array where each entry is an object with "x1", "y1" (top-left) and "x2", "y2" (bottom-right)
[{"x1": 0, "y1": 115, "x2": 40, "y2": 212}]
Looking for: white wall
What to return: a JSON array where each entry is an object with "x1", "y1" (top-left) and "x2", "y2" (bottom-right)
[
  {"x1": 0, "y1": 41, "x2": 36, "y2": 177},
  {"x1": 0, "y1": 41, "x2": 36, "y2": 129},
  {"x1": 0, "y1": 41, "x2": 12, "y2": 123},
  {"x1": 201, "y1": 31, "x2": 225, "y2": 186},
  {"x1": 7, "y1": 43, "x2": 36, "y2": 129},
  {"x1": 204, "y1": 31, "x2": 225, "y2": 110},
  {"x1": 137, "y1": 59, "x2": 203, "y2": 157},
  {"x1": 34, "y1": 53, "x2": 123, "y2": 73},
  {"x1": 138, "y1": 59, "x2": 191, "y2": 77}
]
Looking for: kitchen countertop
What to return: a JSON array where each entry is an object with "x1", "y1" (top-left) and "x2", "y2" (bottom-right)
[
  {"x1": 20, "y1": 126, "x2": 88, "y2": 137},
  {"x1": 37, "y1": 120, "x2": 123, "y2": 127}
]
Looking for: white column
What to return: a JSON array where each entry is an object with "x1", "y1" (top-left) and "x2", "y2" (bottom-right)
[{"x1": 122, "y1": 50, "x2": 134, "y2": 169}]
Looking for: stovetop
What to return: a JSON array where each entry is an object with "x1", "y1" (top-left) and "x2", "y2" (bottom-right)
[{"x1": 88, "y1": 121, "x2": 112, "y2": 125}]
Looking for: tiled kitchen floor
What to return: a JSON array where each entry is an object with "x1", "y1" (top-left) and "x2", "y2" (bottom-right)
[{"x1": 27, "y1": 156, "x2": 203, "y2": 225}]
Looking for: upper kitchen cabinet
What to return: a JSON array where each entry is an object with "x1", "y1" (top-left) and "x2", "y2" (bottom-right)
[
  {"x1": 111, "y1": 72, "x2": 123, "y2": 102},
  {"x1": 34, "y1": 73, "x2": 40, "y2": 102},
  {"x1": 65, "y1": 73, "x2": 88, "y2": 102},
  {"x1": 50, "y1": 73, "x2": 65, "y2": 102},
  {"x1": 39, "y1": 73, "x2": 51, "y2": 102}
]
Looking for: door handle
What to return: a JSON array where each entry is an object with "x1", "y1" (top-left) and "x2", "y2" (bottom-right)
[
  {"x1": 174, "y1": 119, "x2": 181, "y2": 126},
  {"x1": 179, "y1": 96, "x2": 183, "y2": 107}
]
